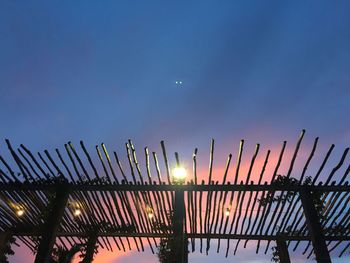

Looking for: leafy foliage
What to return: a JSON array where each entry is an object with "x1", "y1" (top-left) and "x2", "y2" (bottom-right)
[
  {"x1": 156, "y1": 212, "x2": 177, "y2": 263},
  {"x1": 258, "y1": 175, "x2": 328, "y2": 262},
  {"x1": 157, "y1": 236, "x2": 177, "y2": 263},
  {"x1": 259, "y1": 175, "x2": 326, "y2": 219},
  {"x1": 0, "y1": 236, "x2": 16, "y2": 263},
  {"x1": 271, "y1": 245, "x2": 280, "y2": 263},
  {"x1": 78, "y1": 238, "x2": 98, "y2": 263},
  {"x1": 259, "y1": 175, "x2": 298, "y2": 207},
  {"x1": 50, "y1": 245, "x2": 82, "y2": 263}
]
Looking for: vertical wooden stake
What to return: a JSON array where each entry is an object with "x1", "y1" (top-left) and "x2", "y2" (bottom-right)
[
  {"x1": 300, "y1": 189, "x2": 331, "y2": 263},
  {"x1": 35, "y1": 186, "x2": 70, "y2": 263}
]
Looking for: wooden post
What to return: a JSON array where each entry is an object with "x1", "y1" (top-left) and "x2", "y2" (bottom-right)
[
  {"x1": 81, "y1": 234, "x2": 98, "y2": 263},
  {"x1": 300, "y1": 189, "x2": 331, "y2": 263},
  {"x1": 173, "y1": 188, "x2": 185, "y2": 263},
  {"x1": 35, "y1": 186, "x2": 70, "y2": 263},
  {"x1": 0, "y1": 231, "x2": 12, "y2": 259},
  {"x1": 276, "y1": 236, "x2": 291, "y2": 263},
  {"x1": 184, "y1": 237, "x2": 188, "y2": 263}
]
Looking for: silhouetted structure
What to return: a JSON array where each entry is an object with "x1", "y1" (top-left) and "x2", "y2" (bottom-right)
[{"x1": 0, "y1": 130, "x2": 349, "y2": 263}]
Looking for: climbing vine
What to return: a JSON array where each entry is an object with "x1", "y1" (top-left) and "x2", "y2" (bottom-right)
[
  {"x1": 156, "y1": 212, "x2": 176, "y2": 263},
  {"x1": 258, "y1": 175, "x2": 327, "y2": 262}
]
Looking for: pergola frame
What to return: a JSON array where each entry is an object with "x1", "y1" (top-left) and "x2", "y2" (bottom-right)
[{"x1": 0, "y1": 131, "x2": 349, "y2": 263}]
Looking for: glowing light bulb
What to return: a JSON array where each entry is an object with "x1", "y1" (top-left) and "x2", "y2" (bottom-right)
[
  {"x1": 74, "y1": 209, "x2": 81, "y2": 217},
  {"x1": 172, "y1": 167, "x2": 187, "y2": 183},
  {"x1": 225, "y1": 208, "x2": 230, "y2": 217},
  {"x1": 145, "y1": 205, "x2": 154, "y2": 220},
  {"x1": 16, "y1": 209, "x2": 24, "y2": 217}
]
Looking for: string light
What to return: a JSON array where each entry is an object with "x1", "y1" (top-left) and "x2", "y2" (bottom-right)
[
  {"x1": 16, "y1": 209, "x2": 24, "y2": 217},
  {"x1": 74, "y1": 209, "x2": 81, "y2": 217},
  {"x1": 70, "y1": 201, "x2": 82, "y2": 217},
  {"x1": 172, "y1": 166, "x2": 187, "y2": 184},
  {"x1": 146, "y1": 205, "x2": 154, "y2": 220}
]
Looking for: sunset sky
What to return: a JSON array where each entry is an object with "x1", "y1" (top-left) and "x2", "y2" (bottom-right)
[{"x1": 1, "y1": 0, "x2": 350, "y2": 262}]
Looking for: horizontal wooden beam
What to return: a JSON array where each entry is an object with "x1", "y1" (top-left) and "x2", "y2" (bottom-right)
[
  {"x1": 10, "y1": 231, "x2": 350, "y2": 241},
  {"x1": 189, "y1": 234, "x2": 350, "y2": 241},
  {"x1": 0, "y1": 183, "x2": 349, "y2": 192}
]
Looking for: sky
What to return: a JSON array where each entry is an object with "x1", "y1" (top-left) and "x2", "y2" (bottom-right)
[{"x1": 0, "y1": 0, "x2": 350, "y2": 262}]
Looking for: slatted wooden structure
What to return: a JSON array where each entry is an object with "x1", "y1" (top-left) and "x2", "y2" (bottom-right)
[{"x1": 0, "y1": 130, "x2": 349, "y2": 262}]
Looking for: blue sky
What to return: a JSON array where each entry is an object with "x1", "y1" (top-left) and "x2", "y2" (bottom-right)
[{"x1": 1, "y1": 0, "x2": 350, "y2": 262}]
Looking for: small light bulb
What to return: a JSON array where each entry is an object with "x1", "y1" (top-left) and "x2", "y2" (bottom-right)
[
  {"x1": 172, "y1": 167, "x2": 187, "y2": 183},
  {"x1": 16, "y1": 209, "x2": 24, "y2": 217},
  {"x1": 74, "y1": 209, "x2": 81, "y2": 217},
  {"x1": 146, "y1": 205, "x2": 154, "y2": 219},
  {"x1": 225, "y1": 208, "x2": 230, "y2": 217}
]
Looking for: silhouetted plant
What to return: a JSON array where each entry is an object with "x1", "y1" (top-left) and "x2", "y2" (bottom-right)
[
  {"x1": 259, "y1": 175, "x2": 326, "y2": 219},
  {"x1": 259, "y1": 175, "x2": 327, "y2": 262},
  {"x1": 51, "y1": 244, "x2": 82, "y2": 263},
  {"x1": 78, "y1": 237, "x2": 98, "y2": 263},
  {"x1": 156, "y1": 211, "x2": 176, "y2": 263},
  {"x1": 157, "y1": 236, "x2": 176, "y2": 263},
  {"x1": 0, "y1": 236, "x2": 17, "y2": 263},
  {"x1": 271, "y1": 245, "x2": 280, "y2": 263},
  {"x1": 259, "y1": 175, "x2": 298, "y2": 207}
]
